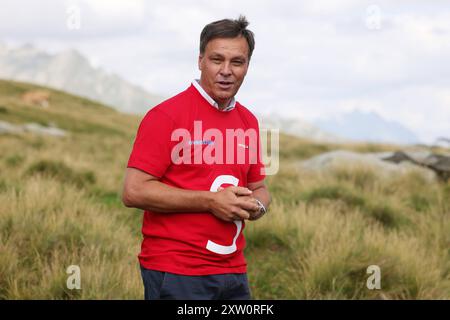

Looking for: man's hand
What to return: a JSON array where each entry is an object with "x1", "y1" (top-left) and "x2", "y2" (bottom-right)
[
  {"x1": 237, "y1": 195, "x2": 262, "y2": 220},
  {"x1": 209, "y1": 186, "x2": 260, "y2": 222}
]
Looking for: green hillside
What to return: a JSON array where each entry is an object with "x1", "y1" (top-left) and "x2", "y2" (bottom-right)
[{"x1": 0, "y1": 79, "x2": 449, "y2": 299}]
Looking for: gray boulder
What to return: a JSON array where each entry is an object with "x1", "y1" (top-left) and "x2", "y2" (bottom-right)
[
  {"x1": 299, "y1": 150, "x2": 438, "y2": 182},
  {"x1": 0, "y1": 120, "x2": 66, "y2": 137}
]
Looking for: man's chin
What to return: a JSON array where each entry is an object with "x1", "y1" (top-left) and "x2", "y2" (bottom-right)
[
  {"x1": 215, "y1": 97, "x2": 234, "y2": 106},
  {"x1": 213, "y1": 90, "x2": 236, "y2": 101}
]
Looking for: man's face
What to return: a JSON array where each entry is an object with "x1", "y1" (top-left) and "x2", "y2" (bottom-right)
[{"x1": 198, "y1": 36, "x2": 250, "y2": 108}]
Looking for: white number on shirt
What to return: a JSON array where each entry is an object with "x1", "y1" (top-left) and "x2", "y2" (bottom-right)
[{"x1": 206, "y1": 175, "x2": 242, "y2": 255}]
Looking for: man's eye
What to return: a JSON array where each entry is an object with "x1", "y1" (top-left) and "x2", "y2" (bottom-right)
[
  {"x1": 211, "y1": 58, "x2": 221, "y2": 63},
  {"x1": 232, "y1": 61, "x2": 244, "y2": 66}
]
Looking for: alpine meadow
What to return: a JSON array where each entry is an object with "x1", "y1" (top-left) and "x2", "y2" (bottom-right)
[{"x1": 0, "y1": 80, "x2": 449, "y2": 299}]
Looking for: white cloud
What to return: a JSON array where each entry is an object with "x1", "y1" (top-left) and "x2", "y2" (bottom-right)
[
  {"x1": 85, "y1": 0, "x2": 145, "y2": 18},
  {"x1": 1, "y1": 0, "x2": 449, "y2": 143}
]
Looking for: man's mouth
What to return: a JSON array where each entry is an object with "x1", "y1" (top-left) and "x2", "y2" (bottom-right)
[{"x1": 216, "y1": 81, "x2": 234, "y2": 90}]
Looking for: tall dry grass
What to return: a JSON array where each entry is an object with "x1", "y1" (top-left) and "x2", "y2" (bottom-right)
[
  {"x1": 244, "y1": 159, "x2": 449, "y2": 299},
  {"x1": 1, "y1": 80, "x2": 449, "y2": 299}
]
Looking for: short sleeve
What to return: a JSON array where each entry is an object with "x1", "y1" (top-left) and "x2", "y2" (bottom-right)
[
  {"x1": 127, "y1": 108, "x2": 175, "y2": 178},
  {"x1": 247, "y1": 119, "x2": 266, "y2": 183}
]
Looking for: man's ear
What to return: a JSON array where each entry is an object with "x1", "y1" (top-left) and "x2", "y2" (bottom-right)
[{"x1": 198, "y1": 54, "x2": 203, "y2": 71}]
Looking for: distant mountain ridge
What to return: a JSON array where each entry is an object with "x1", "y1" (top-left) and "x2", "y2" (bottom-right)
[
  {"x1": 259, "y1": 113, "x2": 349, "y2": 143},
  {"x1": 314, "y1": 110, "x2": 420, "y2": 145},
  {"x1": 0, "y1": 43, "x2": 163, "y2": 114},
  {"x1": 0, "y1": 43, "x2": 418, "y2": 145}
]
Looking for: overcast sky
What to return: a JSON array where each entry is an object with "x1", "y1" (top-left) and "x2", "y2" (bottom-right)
[{"x1": 1, "y1": 0, "x2": 449, "y2": 143}]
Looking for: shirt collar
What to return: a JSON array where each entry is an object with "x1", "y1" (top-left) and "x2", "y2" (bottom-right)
[{"x1": 192, "y1": 79, "x2": 236, "y2": 112}]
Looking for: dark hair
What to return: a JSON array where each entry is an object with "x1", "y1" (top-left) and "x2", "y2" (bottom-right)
[{"x1": 200, "y1": 15, "x2": 255, "y2": 60}]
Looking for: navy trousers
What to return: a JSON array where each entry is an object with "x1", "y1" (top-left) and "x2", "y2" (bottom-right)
[{"x1": 140, "y1": 265, "x2": 252, "y2": 300}]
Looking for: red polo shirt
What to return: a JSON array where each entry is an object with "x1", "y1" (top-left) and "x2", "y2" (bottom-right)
[{"x1": 127, "y1": 84, "x2": 265, "y2": 275}]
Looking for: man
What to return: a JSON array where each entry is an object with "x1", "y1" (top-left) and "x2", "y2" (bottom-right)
[{"x1": 122, "y1": 15, "x2": 271, "y2": 300}]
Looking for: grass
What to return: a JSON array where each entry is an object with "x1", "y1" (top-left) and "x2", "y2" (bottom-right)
[
  {"x1": 0, "y1": 79, "x2": 449, "y2": 299},
  {"x1": 26, "y1": 160, "x2": 96, "y2": 189}
]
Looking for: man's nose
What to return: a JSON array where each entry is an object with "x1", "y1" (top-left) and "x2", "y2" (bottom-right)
[{"x1": 219, "y1": 62, "x2": 232, "y2": 76}]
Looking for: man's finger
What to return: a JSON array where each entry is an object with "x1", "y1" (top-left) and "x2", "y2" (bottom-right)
[
  {"x1": 237, "y1": 199, "x2": 259, "y2": 212},
  {"x1": 230, "y1": 186, "x2": 252, "y2": 196},
  {"x1": 234, "y1": 209, "x2": 250, "y2": 220}
]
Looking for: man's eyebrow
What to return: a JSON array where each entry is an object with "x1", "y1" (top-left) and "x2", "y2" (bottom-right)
[
  {"x1": 208, "y1": 52, "x2": 247, "y2": 61},
  {"x1": 209, "y1": 52, "x2": 224, "y2": 58}
]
